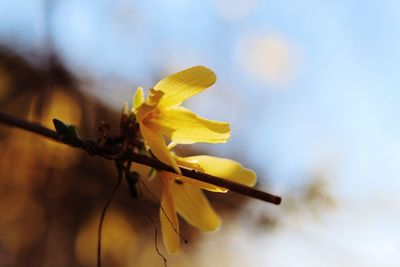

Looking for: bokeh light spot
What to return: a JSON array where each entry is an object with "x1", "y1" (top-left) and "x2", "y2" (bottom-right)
[
  {"x1": 75, "y1": 211, "x2": 137, "y2": 266},
  {"x1": 237, "y1": 34, "x2": 299, "y2": 88}
]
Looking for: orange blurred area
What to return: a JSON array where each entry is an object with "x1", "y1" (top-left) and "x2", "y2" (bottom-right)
[{"x1": 75, "y1": 211, "x2": 137, "y2": 266}]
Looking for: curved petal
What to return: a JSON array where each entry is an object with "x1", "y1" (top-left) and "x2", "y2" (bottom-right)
[
  {"x1": 172, "y1": 156, "x2": 227, "y2": 192},
  {"x1": 159, "y1": 177, "x2": 180, "y2": 255},
  {"x1": 135, "y1": 90, "x2": 164, "y2": 122},
  {"x1": 139, "y1": 122, "x2": 181, "y2": 174},
  {"x1": 155, "y1": 66, "x2": 216, "y2": 108},
  {"x1": 132, "y1": 87, "x2": 144, "y2": 112},
  {"x1": 172, "y1": 182, "x2": 221, "y2": 232},
  {"x1": 147, "y1": 88, "x2": 164, "y2": 106},
  {"x1": 161, "y1": 171, "x2": 227, "y2": 193},
  {"x1": 176, "y1": 176, "x2": 228, "y2": 193},
  {"x1": 182, "y1": 155, "x2": 257, "y2": 187},
  {"x1": 150, "y1": 106, "x2": 230, "y2": 144},
  {"x1": 174, "y1": 154, "x2": 204, "y2": 171}
]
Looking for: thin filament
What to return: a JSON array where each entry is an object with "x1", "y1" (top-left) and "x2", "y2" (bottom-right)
[{"x1": 97, "y1": 162, "x2": 123, "y2": 267}]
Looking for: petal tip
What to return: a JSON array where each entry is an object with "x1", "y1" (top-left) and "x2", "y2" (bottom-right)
[
  {"x1": 248, "y1": 170, "x2": 257, "y2": 187},
  {"x1": 167, "y1": 246, "x2": 180, "y2": 255},
  {"x1": 203, "y1": 216, "x2": 222, "y2": 232},
  {"x1": 190, "y1": 65, "x2": 217, "y2": 86},
  {"x1": 133, "y1": 87, "x2": 145, "y2": 112}
]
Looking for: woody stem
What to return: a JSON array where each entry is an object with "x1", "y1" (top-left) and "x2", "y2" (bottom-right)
[{"x1": 0, "y1": 111, "x2": 281, "y2": 205}]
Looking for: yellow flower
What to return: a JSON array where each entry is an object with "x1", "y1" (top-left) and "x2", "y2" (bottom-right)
[
  {"x1": 130, "y1": 66, "x2": 255, "y2": 254},
  {"x1": 132, "y1": 66, "x2": 231, "y2": 173},
  {"x1": 158, "y1": 154, "x2": 256, "y2": 254}
]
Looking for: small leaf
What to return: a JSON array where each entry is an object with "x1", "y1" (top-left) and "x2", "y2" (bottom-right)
[
  {"x1": 53, "y1": 119, "x2": 81, "y2": 146},
  {"x1": 53, "y1": 119, "x2": 70, "y2": 135},
  {"x1": 67, "y1": 125, "x2": 80, "y2": 139}
]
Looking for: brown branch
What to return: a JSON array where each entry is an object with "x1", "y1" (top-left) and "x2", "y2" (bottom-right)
[
  {"x1": 0, "y1": 112, "x2": 59, "y2": 140},
  {"x1": 0, "y1": 112, "x2": 281, "y2": 205}
]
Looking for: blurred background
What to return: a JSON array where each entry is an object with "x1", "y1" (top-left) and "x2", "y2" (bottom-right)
[{"x1": 0, "y1": 0, "x2": 399, "y2": 266}]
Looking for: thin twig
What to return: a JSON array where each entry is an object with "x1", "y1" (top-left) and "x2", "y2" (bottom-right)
[
  {"x1": 0, "y1": 112, "x2": 282, "y2": 205},
  {"x1": 137, "y1": 185, "x2": 168, "y2": 267},
  {"x1": 0, "y1": 112, "x2": 58, "y2": 140},
  {"x1": 97, "y1": 161, "x2": 123, "y2": 267}
]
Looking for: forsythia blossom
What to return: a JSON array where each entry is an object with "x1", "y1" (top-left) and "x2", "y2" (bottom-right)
[
  {"x1": 131, "y1": 66, "x2": 256, "y2": 254},
  {"x1": 133, "y1": 66, "x2": 230, "y2": 173}
]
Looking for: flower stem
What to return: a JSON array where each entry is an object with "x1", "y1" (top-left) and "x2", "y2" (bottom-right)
[{"x1": 0, "y1": 111, "x2": 281, "y2": 205}]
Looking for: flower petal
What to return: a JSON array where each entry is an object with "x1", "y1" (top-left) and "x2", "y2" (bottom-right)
[
  {"x1": 133, "y1": 87, "x2": 144, "y2": 112},
  {"x1": 150, "y1": 106, "x2": 230, "y2": 144},
  {"x1": 155, "y1": 66, "x2": 216, "y2": 108},
  {"x1": 139, "y1": 122, "x2": 181, "y2": 174},
  {"x1": 172, "y1": 182, "x2": 221, "y2": 232},
  {"x1": 135, "y1": 89, "x2": 164, "y2": 122},
  {"x1": 173, "y1": 157, "x2": 227, "y2": 192},
  {"x1": 182, "y1": 155, "x2": 257, "y2": 187},
  {"x1": 159, "y1": 176, "x2": 180, "y2": 255},
  {"x1": 147, "y1": 89, "x2": 164, "y2": 106},
  {"x1": 161, "y1": 171, "x2": 227, "y2": 193},
  {"x1": 176, "y1": 175, "x2": 228, "y2": 193}
]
